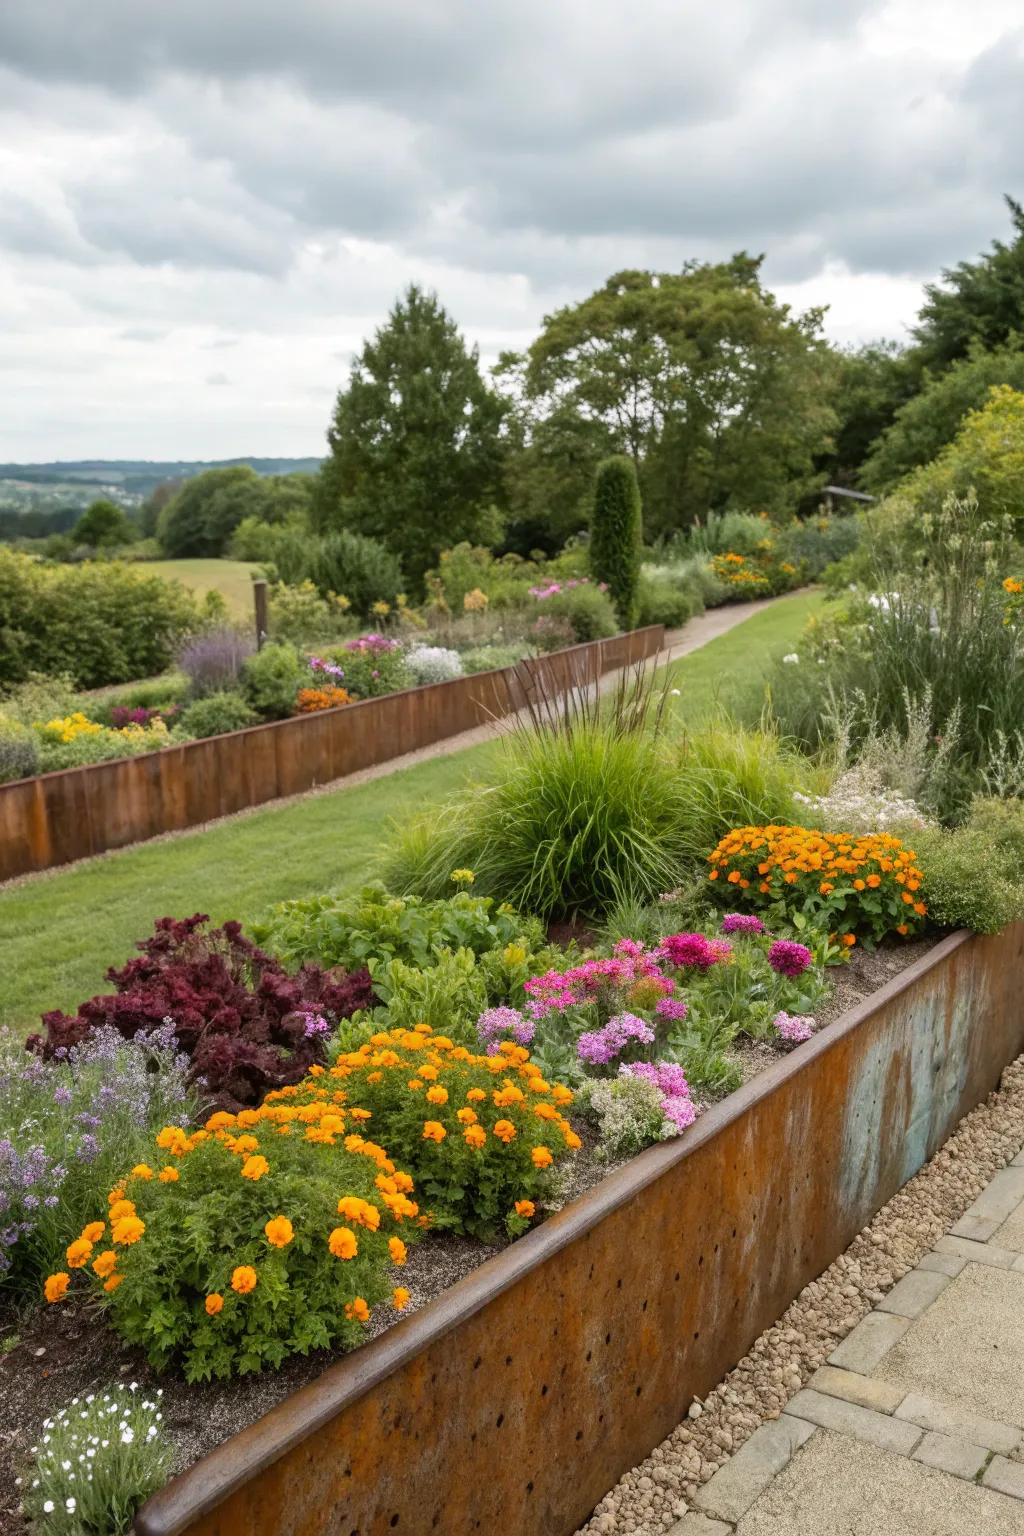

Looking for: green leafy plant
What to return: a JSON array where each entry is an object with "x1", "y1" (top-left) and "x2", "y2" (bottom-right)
[
  {"x1": 589, "y1": 455, "x2": 642, "y2": 627},
  {"x1": 176, "y1": 691, "x2": 259, "y2": 739},
  {"x1": 913, "y1": 823, "x2": 1024, "y2": 935},
  {"x1": 240, "y1": 641, "x2": 305, "y2": 719},
  {"x1": 46, "y1": 1107, "x2": 417, "y2": 1381}
]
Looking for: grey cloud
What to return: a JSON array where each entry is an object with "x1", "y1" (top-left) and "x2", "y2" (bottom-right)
[{"x1": 205, "y1": 372, "x2": 231, "y2": 386}]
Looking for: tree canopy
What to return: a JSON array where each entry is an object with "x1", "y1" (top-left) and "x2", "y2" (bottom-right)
[
  {"x1": 318, "y1": 285, "x2": 507, "y2": 584},
  {"x1": 72, "y1": 498, "x2": 133, "y2": 548},
  {"x1": 157, "y1": 468, "x2": 313, "y2": 558},
  {"x1": 515, "y1": 258, "x2": 836, "y2": 536},
  {"x1": 912, "y1": 196, "x2": 1024, "y2": 373}
]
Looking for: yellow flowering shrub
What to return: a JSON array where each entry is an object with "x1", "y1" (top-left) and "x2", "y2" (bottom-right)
[
  {"x1": 708, "y1": 824, "x2": 927, "y2": 945},
  {"x1": 275, "y1": 1024, "x2": 579, "y2": 1238},
  {"x1": 42, "y1": 1106, "x2": 418, "y2": 1381}
]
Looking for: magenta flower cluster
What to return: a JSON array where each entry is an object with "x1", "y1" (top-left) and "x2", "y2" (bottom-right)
[
  {"x1": 766, "y1": 940, "x2": 814, "y2": 978},
  {"x1": 773, "y1": 1011, "x2": 816, "y2": 1043},
  {"x1": 476, "y1": 1006, "x2": 536, "y2": 1053},
  {"x1": 655, "y1": 932, "x2": 732, "y2": 972},
  {"x1": 620, "y1": 1060, "x2": 697, "y2": 1133},
  {"x1": 720, "y1": 913, "x2": 766, "y2": 936},
  {"x1": 654, "y1": 996, "x2": 689, "y2": 1023},
  {"x1": 577, "y1": 1012, "x2": 655, "y2": 1065},
  {"x1": 345, "y1": 632, "x2": 401, "y2": 655},
  {"x1": 524, "y1": 940, "x2": 674, "y2": 1019},
  {"x1": 309, "y1": 655, "x2": 346, "y2": 681},
  {"x1": 528, "y1": 577, "x2": 609, "y2": 600}
]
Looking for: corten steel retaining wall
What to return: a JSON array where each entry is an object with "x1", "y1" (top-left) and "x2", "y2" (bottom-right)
[
  {"x1": 135, "y1": 922, "x2": 1024, "y2": 1536},
  {"x1": 0, "y1": 625, "x2": 663, "y2": 882}
]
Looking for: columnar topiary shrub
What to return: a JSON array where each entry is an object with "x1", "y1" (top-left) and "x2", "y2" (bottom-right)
[{"x1": 589, "y1": 454, "x2": 642, "y2": 629}]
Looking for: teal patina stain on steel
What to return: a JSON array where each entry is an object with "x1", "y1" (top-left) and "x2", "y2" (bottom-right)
[{"x1": 839, "y1": 961, "x2": 977, "y2": 1219}]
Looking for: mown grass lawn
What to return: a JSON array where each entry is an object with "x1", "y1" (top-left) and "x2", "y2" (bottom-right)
[
  {"x1": 144, "y1": 558, "x2": 262, "y2": 620},
  {"x1": 0, "y1": 591, "x2": 822, "y2": 1035}
]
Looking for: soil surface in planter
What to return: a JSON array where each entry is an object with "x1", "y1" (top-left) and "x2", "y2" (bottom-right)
[{"x1": 0, "y1": 935, "x2": 933, "y2": 1531}]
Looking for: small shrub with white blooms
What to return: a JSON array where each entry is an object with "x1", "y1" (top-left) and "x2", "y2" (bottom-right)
[
  {"x1": 18, "y1": 1383, "x2": 171, "y2": 1534},
  {"x1": 403, "y1": 645, "x2": 464, "y2": 685}
]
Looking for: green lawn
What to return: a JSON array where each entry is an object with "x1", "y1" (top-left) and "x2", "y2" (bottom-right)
[
  {"x1": 0, "y1": 591, "x2": 821, "y2": 1035},
  {"x1": 144, "y1": 558, "x2": 262, "y2": 620}
]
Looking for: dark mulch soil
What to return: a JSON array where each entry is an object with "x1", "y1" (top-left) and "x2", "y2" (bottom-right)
[{"x1": 0, "y1": 933, "x2": 936, "y2": 1528}]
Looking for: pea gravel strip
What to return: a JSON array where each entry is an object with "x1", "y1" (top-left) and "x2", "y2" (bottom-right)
[{"x1": 578, "y1": 1054, "x2": 1024, "y2": 1535}]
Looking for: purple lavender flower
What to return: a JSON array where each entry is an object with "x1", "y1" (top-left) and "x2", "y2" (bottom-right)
[
  {"x1": 720, "y1": 913, "x2": 766, "y2": 936},
  {"x1": 767, "y1": 940, "x2": 814, "y2": 978},
  {"x1": 773, "y1": 1011, "x2": 816, "y2": 1044},
  {"x1": 53, "y1": 1085, "x2": 72, "y2": 1107}
]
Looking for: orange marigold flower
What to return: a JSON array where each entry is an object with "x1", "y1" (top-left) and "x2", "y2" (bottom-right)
[
  {"x1": 425, "y1": 1086, "x2": 449, "y2": 1106},
  {"x1": 81, "y1": 1221, "x2": 105, "y2": 1245},
  {"x1": 422, "y1": 1121, "x2": 447, "y2": 1142},
  {"x1": 456, "y1": 1107, "x2": 478, "y2": 1125},
  {"x1": 514, "y1": 1200, "x2": 535, "y2": 1220},
  {"x1": 463, "y1": 1124, "x2": 487, "y2": 1149},
  {"x1": 345, "y1": 1296, "x2": 370, "y2": 1323},
  {"x1": 350, "y1": 1107, "x2": 373, "y2": 1122},
  {"x1": 205, "y1": 1293, "x2": 224, "y2": 1315},
  {"x1": 131, "y1": 1164, "x2": 154, "y2": 1181},
  {"x1": 466, "y1": 1088, "x2": 487, "y2": 1103},
  {"x1": 66, "y1": 1238, "x2": 92, "y2": 1269},
  {"x1": 392, "y1": 1286, "x2": 411, "y2": 1311},
  {"x1": 532, "y1": 1146, "x2": 553, "y2": 1169},
  {"x1": 92, "y1": 1249, "x2": 118, "y2": 1278},
  {"x1": 563, "y1": 1128, "x2": 583, "y2": 1150},
  {"x1": 328, "y1": 1226, "x2": 359, "y2": 1260},
  {"x1": 241, "y1": 1155, "x2": 270, "y2": 1181},
  {"x1": 493, "y1": 1119, "x2": 516, "y2": 1143},
  {"x1": 388, "y1": 1236, "x2": 407, "y2": 1265},
  {"x1": 112, "y1": 1215, "x2": 145, "y2": 1246},
  {"x1": 264, "y1": 1216, "x2": 294, "y2": 1248},
  {"x1": 158, "y1": 1166, "x2": 180, "y2": 1183},
  {"x1": 231, "y1": 1265, "x2": 258, "y2": 1294},
  {"x1": 108, "y1": 1199, "x2": 136, "y2": 1223},
  {"x1": 103, "y1": 1273, "x2": 123, "y2": 1293},
  {"x1": 842, "y1": 933, "x2": 856, "y2": 948},
  {"x1": 44, "y1": 1272, "x2": 70, "y2": 1303},
  {"x1": 393, "y1": 1172, "x2": 415, "y2": 1193},
  {"x1": 336, "y1": 1197, "x2": 381, "y2": 1230}
]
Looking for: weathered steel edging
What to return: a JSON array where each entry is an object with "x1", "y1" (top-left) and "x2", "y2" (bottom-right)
[
  {"x1": 0, "y1": 625, "x2": 664, "y2": 881},
  {"x1": 134, "y1": 923, "x2": 1024, "y2": 1536}
]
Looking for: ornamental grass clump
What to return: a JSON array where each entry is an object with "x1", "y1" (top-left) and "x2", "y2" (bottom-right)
[
  {"x1": 707, "y1": 824, "x2": 927, "y2": 945},
  {"x1": 44, "y1": 1097, "x2": 418, "y2": 1381},
  {"x1": 19, "y1": 1385, "x2": 171, "y2": 1536},
  {"x1": 304, "y1": 1024, "x2": 578, "y2": 1238},
  {"x1": 383, "y1": 668, "x2": 694, "y2": 920}
]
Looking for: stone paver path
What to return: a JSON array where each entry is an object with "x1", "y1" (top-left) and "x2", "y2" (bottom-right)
[{"x1": 673, "y1": 1148, "x2": 1024, "y2": 1534}]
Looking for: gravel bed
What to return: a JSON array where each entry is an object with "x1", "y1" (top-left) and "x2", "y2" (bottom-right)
[{"x1": 577, "y1": 1051, "x2": 1024, "y2": 1535}]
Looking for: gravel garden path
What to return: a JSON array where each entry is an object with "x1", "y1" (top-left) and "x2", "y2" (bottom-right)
[{"x1": 581, "y1": 1054, "x2": 1024, "y2": 1535}]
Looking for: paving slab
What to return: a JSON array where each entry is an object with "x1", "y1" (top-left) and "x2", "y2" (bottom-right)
[
  {"x1": 876, "y1": 1263, "x2": 1024, "y2": 1427},
  {"x1": 691, "y1": 1416, "x2": 815, "y2": 1522},
  {"x1": 935, "y1": 1233, "x2": 1019, "y2": 1268},
  {"x1": 912, "y1": 1430, "x2": 990, "y2": 1481},
  {"x1": 733, "y1": 1429, "x2": 1024, "y2": 1535},
  {"x1": 994, "y1": 1200, "x2": 1024, "y2": 1254},
  {"x1": 784, "y1": 1390, "x2": 922, "y2": 1454},
  {"x1": 827, "y1": 1311, "x2": 910, "y2": 1372},
  {"x1": 958, "y1": 1165, "x2": 1024, "y2": 1226},
  {"x1": 876, "y1": 1267, "x2": 951, "y2": 1317},
  {"x1": 894, "y1": 1391, "x2": 1021, "y2": 1454},
  {"x1": 666, "y1": 1515, "x2": 734, "y2": 1536},
  {"x1": 808, "y1": 1364, "x2": 905, "y2": 1414}
]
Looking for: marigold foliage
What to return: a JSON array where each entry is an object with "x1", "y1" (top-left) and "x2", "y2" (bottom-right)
[
  {"x1": 44, "y1": 1100, "x2": 419, "y2": 1381},
  {"x1": 275, "y1": 1024, "x2": 577, "y2": 1239},
  {"x1": 707, "y1": 824, "x2": 927, "y2": 945}
]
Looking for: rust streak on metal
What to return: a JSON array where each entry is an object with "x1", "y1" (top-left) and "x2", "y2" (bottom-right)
[{"x1": 134, "y1": 925, "x2": 1024, "y2": 1536}]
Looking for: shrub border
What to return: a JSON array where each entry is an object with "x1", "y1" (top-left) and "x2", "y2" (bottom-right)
[
  {"x1": 134, "y1": 922, "x2": 1024, "y2": 1536},
  {"x1": 0, "y1": 626, "x2": 664, "y2": 881}
]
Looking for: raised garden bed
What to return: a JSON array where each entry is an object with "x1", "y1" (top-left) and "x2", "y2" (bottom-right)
[
  {"x1": 0, "y1": 626, "x2": 663, "y2": 883},
  {"x1": 69, "y1": 921, "x2": 1016, "y2": 1535}
]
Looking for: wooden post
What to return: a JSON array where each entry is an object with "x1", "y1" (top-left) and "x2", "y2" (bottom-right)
[{"x1": 253, "y1": 579, "x2": 268, "y2": 650}]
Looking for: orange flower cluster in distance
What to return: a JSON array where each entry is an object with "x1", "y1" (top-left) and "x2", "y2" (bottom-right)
[
  {"x1": 295, "y1": 685, "x2": 354, "y2": 714},
  {"x1": 708, "y1": 824, "x2": 928, "y2": 945}
]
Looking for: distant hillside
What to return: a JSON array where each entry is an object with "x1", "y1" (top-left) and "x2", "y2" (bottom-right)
[{"x1": 0, "y1": 457, "x2": 324, "y2": 516}]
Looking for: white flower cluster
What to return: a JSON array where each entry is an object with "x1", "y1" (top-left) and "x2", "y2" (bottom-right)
[
  {"x1": 404, "y1": 644, "x2": 465, "y2": 685},
  {"x1": 18, "y1": 1383, "x2": 170, "y2": 1534},
  {"x1": 795, "y1": 764, "x2": 932, "y2": 836}
]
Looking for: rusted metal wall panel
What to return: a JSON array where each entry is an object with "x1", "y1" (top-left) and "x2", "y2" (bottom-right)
[
  {"x1": 134, "y1": 924, "x2": 1024, "y2": 1536},
  {"x1": 0, "y1": 626, "x2": 664, "y2": 880}
]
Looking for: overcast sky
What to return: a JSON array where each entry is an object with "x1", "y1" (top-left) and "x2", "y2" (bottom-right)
[{"x1": 0, "y1": 0, "x2": 1021, "y2": 462}]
